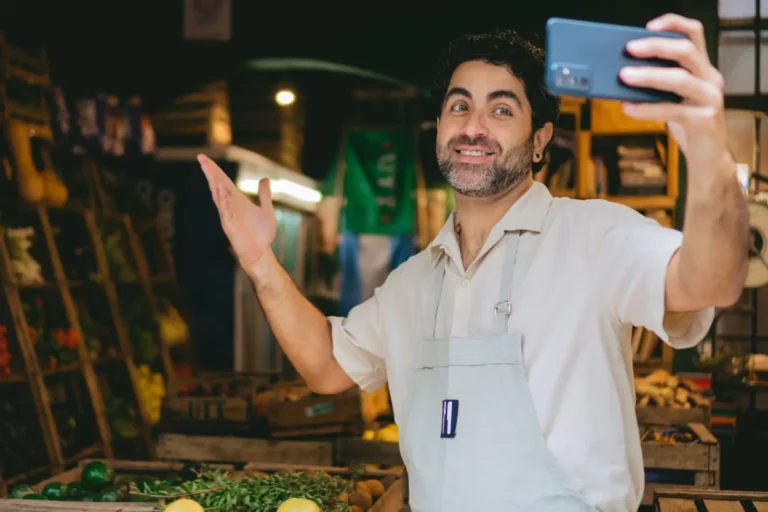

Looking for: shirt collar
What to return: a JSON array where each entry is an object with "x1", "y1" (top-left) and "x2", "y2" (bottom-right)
[{"x1": 427, "y1": 181, "x2": 553, "y2": 265}]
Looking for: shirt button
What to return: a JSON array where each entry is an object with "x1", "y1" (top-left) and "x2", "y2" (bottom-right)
[{"x1": 461, "y1": 279, "x2": 470, "y2": 287}]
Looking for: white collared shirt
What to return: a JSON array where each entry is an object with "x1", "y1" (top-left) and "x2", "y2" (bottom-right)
[{"x1": 329, "y1": 182, "x2": 714, "y2": 512}]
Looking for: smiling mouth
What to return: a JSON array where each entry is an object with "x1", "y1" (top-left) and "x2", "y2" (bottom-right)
[{"x1": 456, "y1": 150, "x2": 493, "y2": 157}]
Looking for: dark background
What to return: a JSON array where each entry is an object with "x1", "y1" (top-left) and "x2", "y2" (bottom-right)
[{"x1": 0, "y1": 0, "x2": 707, "y2": 182}]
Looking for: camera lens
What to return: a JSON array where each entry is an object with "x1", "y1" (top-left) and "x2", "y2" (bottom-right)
[{"x1": 580, "y1": 77, "x2": 589, "y2": 87}]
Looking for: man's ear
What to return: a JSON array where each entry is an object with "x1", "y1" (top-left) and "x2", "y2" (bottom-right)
[{"x1": 532, "y1": 122, "x2": 554, "y2": 162}]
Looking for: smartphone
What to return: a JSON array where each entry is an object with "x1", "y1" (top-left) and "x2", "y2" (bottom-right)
[{"x1": 545, "y1": 18, "x2": 687, "y2": 103}]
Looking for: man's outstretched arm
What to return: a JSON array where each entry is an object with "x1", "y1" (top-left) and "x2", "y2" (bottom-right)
[{"x1": 198, "y1": 154, "x2": 354, "y2": 394}]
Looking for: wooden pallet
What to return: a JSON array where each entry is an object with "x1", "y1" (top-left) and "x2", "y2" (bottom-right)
[
  {"x1": 636, "y1": 404, "x2": 711, "y2": 428},
  {"x1": 654, "y1": 488, "x2": 768, "y2": 511},
  {"x1": 641, "y1": 423, "x2": 720, "y2": 506},
  {"x1": 156, "y1": 433, "x2": 333, "y2": 466},
  {"x1": 0, "y1": 459, "x2": 405, "y2": 512}
]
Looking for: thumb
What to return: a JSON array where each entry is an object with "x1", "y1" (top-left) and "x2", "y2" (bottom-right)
[{"x1": 258, "y1": 178, "x2": 274, "y2": 214}]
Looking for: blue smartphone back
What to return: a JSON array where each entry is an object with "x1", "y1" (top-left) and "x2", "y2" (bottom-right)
[{"x1": 545, "y1": 17, "x2": 687, "y2": 103}]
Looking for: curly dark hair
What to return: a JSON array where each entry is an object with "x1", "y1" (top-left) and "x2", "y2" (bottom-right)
[{"x1": 433, "y1": 29, "x2": 561, "y2": 173}]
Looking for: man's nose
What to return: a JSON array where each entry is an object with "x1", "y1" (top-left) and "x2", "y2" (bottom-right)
[{"x1": 461, "y1": 110, "x2": 488, "y2": 139}]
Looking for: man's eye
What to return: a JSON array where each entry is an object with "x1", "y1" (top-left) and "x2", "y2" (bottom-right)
[
  {"x1": 494, "y1": 107, "x2": 512, "y2": 116},
  {"x1": 450, "y1": 104, "x2": 468, "y2": 112}
]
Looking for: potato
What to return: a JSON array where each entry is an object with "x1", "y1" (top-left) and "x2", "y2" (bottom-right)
[
  {"x1": 349, "y1": 490, "x2": 373, "y2": 510},
  {"x1": 363, "y1": 479, "x2": 385, "y2": 498}
]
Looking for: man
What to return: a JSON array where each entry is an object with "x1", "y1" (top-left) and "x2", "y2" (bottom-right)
[{"x1": 198, "y1": 13, "x2": 748, "y2": 512}]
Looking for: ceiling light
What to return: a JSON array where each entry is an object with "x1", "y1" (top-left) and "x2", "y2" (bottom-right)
[{"x1": 275, "y1": 89, "x2": 296, "y2": 106}]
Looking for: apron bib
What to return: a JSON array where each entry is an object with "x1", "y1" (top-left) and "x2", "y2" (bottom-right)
[{"x1": 399, "y1": 232, "x2": 596, "y2": 512}]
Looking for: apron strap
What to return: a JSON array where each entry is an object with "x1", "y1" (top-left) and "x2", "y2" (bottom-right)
[
  {"x1": 493, "y1": 232, "x2": 522, "y2": 334},
  {"x1": 425, "y1": 254, "x2": 447, "y2": 339},
  {"x1": 425, "y1": 231, "x2": 522, "y2": 338}
]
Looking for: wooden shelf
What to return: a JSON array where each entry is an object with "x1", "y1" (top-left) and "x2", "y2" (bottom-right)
[
  {"x1": 556, "y1": 97, "x2": 680, "y2": 222},
  {"x1": 1, "y1": 464, "x2": 50, "y2": 487},
  {"x1": 62, "y1": 442, "x2": 103, "y2": 467},
  {"x1": 0, "y1": 373, "x2": 28, "y2": 384},
  {"x1": 0, "y1": 35, "x2": 188, "y2": 491},
  {"x1": 41, "y1": 361, "x2": 82, "y2": 377}
]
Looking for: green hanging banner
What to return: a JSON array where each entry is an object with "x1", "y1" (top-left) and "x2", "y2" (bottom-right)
[{"x1": 323, "y1": 129, "x2": 416, "y2": 235}]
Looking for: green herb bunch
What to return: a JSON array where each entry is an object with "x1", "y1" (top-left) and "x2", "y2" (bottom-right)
[{"x1": 132, "y1": 469, "x2": 353, "y2": 512}]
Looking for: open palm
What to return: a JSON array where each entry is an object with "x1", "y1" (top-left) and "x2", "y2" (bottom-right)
[{"x1": 198, "y1": 154, "x2": 277, "y2": 271}]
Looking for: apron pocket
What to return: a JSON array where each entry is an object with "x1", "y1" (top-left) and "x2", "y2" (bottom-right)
[{"x1": 415, "y1": 333, "x2": 523, "y2": 368}]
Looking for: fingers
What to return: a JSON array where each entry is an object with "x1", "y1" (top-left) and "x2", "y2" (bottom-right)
[
  {"x1": 217, "y1": 182, "x2": 235, "y2": 226},
  {"x1": 621, "y1": 101, "x2": 720, "y2": 125},
  {"x1": 646, "y1": 13, "x2": 707, "y2": 58},
  {"x1": 198, "y1": 154, "x2": 236, "y2": 208},
  {"x1": 626, "y1": 37, "x2": 710, "y2": 78},
  {"x1": 257, "y1": 178, "x2": 274, "y2": 215},
  {"x1": 619, "y1": 66, "x2": 721, "y2": 107}
]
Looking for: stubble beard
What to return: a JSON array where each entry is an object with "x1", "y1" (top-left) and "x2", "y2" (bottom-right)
[{"x1": 436, "y1": 135, "x2": 534, "y2": 198}]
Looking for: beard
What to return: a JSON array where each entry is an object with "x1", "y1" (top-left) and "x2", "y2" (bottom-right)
[{"x1": 436, "y1": 134, "x2": 534, "y2": 197}]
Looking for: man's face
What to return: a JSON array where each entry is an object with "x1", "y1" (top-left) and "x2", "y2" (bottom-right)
[{"x1": 436, "y1": 60, "x2": 536, "y2": 197}]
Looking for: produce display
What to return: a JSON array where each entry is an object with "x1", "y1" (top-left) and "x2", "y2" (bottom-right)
[
  {"x1": 101, "y1": 223, "x2": 137, "y2": 283},
  {"x1": 23, "y1": 295, "x2": 84, "y2": 370},
  {"x1": 5, "y1": 460, "x2": 399, "y2": 512},
  {"x1": 640, "y1": 424, "x2": 698, "y2": 444},
  {"x1": 5, "y1": 226, "x2": 45, "y2": 285},
  {"x1": 634, "y1": 369, "x2": 711, "y2": 409},
  {"x1": 137, "y1": 364, "x2": 166, "y2": 425},
  {"x1": 156, "y1": 298, "x2": 189, "y2": 348},
  {"x1": 362, "y1": 423, "x2": 399, "y2": 443},
  {"x1": 121, "y1": 292, "x2": 159, "y2": 365},
  {"x1": 0, "y1": 324, "x2": 13, "y2": 377}
]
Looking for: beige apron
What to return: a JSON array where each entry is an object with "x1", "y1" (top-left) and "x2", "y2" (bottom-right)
[{"x1": 399, "y1": 231, "x2": 596, "y2": 511}]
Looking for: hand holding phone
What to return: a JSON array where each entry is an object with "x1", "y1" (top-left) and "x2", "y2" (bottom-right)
[
  {"x1": 545, "y1": 17, "x2": 687, "y2": 103},
  {"x1": 547, "y1": 14, "x2": 729, "y2": 177}
]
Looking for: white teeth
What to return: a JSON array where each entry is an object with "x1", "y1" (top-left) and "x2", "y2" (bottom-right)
[{"x1": 459, "y1": 150, "x2": 488, "y2": 156}]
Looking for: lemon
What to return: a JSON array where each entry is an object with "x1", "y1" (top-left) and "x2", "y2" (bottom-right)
[
  {"x1": 376, "y1": 425, "x2": 399, "y2": 442},
  {"x1": 276, "y1": 497, "x2": 321, "y2": 512},
  {"x1": 362, "y1": 430, "x2": 376, "y2": 440},
  {"x1": 164, "y1": 498, "x2": 205, "y2": 512}
]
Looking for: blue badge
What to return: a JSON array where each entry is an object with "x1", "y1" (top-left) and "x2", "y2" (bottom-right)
[{"x1": 441, "y1": 399, "x2": 459, "y2": 438}]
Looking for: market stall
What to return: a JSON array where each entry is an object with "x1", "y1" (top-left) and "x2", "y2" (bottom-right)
[{"x1": 0, "y1": 459, "x2": 405, "y2": 511}]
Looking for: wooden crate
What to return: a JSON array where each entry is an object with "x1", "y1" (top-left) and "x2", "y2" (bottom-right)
[
  {"x1": 0, "y1": 459, "x2": 405, "y2": 511},
  {"x1": 641, "y1": 423, "x2": 720, "y2": 507},
  {"x1": 267, "y1": 386, "x2": 391, "y2": 438},
  {"x1": 636, "y1": 405, "x2": 711, "y2": 427},
  {"x1": 335, "y1": 438, "x2": 404, "y2": 467},
  {"x1": 267, "y1": 388, "x2": 364, "y2": 437},
  {"x1": 654, "y1": 488, "x2": 768, "y2": 511},
  {"x1": 163, "y1": 371, "x2": 277, "y2": 427},
  {"x1": 149, "y1": 81, "x2": 232, "y2": 148},
  {"x1": 156, "y1": 433, "x2": 333, "y2": 466}
]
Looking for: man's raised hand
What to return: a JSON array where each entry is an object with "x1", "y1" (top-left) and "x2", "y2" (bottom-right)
[{"x1": 198, "y1": 154, "x2": 277, "y2": 273}]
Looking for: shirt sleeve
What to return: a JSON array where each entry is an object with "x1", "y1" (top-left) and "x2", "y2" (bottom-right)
[
  {"x1": 594, "y1": 204, "x2": 715, "y2": 349},
  {"x1": 328, "y1": 289, "x2": 388, "y2": 393}
]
